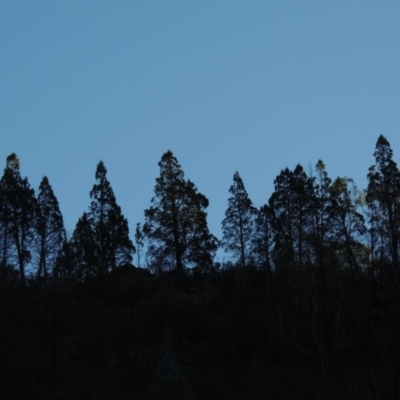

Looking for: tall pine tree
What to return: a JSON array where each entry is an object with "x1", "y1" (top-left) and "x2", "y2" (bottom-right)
[
  {"x1": 221, "y1": 172, "x2": 256, "y2": 268},
  {"x1": 366, "y1": 135, "x2": 400, "y2": 304},
  {"x1": 144, "y1": 150, "x2": 217, "y2": 272},
  {"x1": 269, "y1": 164, "x2": 314, "y2": 271},
  {"x1": 309, "y1": 160, "x2": 333, "y2": 296},
  {"x1": 66, "y1": 161, "x2": 135, "y2": 280},
  {"x1": 0, "y1": 154, "x2": 36, "y2": 286},
  {"x1": 330, "y1": 177, "x2": 367, "y2": 279},
  {"x1": 88, "y1": 161, "x2": 135, "y2": 277},
  {"x1": 35, "y1": 176, "x2": 66, "y2": 283}
]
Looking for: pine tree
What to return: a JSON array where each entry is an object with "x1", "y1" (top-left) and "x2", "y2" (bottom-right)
[
  {"x1": 366, "y1": 136, "x2": 400, "y2": 396},
  {"x1": 144, "y1": 150, "x2": 217, "y2": 272},
  {"x1": 0, "y1": 153, "x2": 37, "y2": 285},
  {"x1": 367, "y1": 135, "x2": 400, "y2": 273},
  {"x1": 35, "y1": 176, "x2": 66, "y2": 283},
  {"x1": 221, "y1": 172, "x2": 256, "y2": 268},
  {"x1": 309, "y1": 160, "x2": 333, "y2": 296},
  {"x1": 88, "y1": 161, "x2": 135, "y2": 277},
  {"x1": 65, "y1": 161, "x2": 135, "y2": 281},
  {"x1": 269, "y1": 164, "x2": 314, "y2": 270},
  {"x1": 366, "y1": 135, "x2": 400, "y2": 303},
  {"x1": 330, "y1": 177, "x2": 367, "y2": 278}
]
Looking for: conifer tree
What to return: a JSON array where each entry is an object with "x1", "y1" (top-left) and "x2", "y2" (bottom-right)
[
  {"x1": 88, "y1": 161, "x2": 135, "y2": 277},
  {"x1": 269, "y1": 164, "x2": 314, "y2": 270},
  {"x1": 309, "y1": 160, "x2": 333, "y2": 296},
  {"x1": 367, "y1": 135, "x2": 400, "y2": 273},
  {"x1": 330, "y1": 177, "x2": 367, "y2": 278},
  {"x1": 144, "y1": 150, "x2": 217, "y2": 271},
  {"x1": 221, "y1": 172, "x2": 256, "y2": 268},
  {"x1": 65, "y1": 161, "x2": 135, "y2": 280},
  {"x1": 366, "y1": 135, "x2": 400, "y2": 303},
  {"x1": 0, "y1": 153, "x2": 36, "y2": 285},
  {"x1": 35, "y1": 176, "x2": 66, "y2": 282}
]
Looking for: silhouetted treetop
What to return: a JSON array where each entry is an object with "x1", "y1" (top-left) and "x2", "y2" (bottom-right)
[
  {"x1": 0, "y1": 153, "x2": 36, "y2": 286},
  {"x1": 35, "y1": 175, "x2": 66, "y2": 282},
  {"x1": 221, "y1": 171, "x2": 256, "y2": 268},
  {"x1": 144, "y1": 150, "x2": 217, "y2": 272}
]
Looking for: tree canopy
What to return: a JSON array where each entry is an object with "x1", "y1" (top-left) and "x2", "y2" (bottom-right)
[
  {"x1": 1, "y1": 137, "x2": 400, "y2": 398},
  {"x1": 144, "y1": 150, "x2": 217, "y2": 271},
  {"x1": 221, "y1": 171, "x2": 256, "y2": 268},
  {"x1": 67, "y1": 161, "x2": 135, "y2": 280}
]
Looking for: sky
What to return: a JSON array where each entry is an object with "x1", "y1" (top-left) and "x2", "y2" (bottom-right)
[{"x1": 1, "y1": 1, "x2": 400, "y2": 263}]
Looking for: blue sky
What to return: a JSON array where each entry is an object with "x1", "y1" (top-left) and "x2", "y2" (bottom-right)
[{"x1": 1, "y1": 1, "x2": 400, "y2": 262}]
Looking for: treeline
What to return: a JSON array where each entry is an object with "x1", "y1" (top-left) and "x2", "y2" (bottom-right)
[
  {"x1": 0, "y1": 136, "x2": 396, "y2": 289},
  {"x1": 1, "y1": 135, "x2": 400, "y2": 399}
]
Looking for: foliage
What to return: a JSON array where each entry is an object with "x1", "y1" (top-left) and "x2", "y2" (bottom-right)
[
  {"x1": 66, "y1": 161, "x2": 135, "y2": 280},
  {"x1": 221, "y1": 172, "x2": 256, "y2": 268},
  {"x1": 144, "y1": 150, "x2": 217, "y2": 271},
  {"x1": 35, "y1": 176, "x2": 66, "y2": 282},
  {"x1": 1, "y1": 138, "x2": 400, "y2": 398},
  {"x1": 269, "y1": 164, "x2": 314, "y2": 270},
  {"x1": 88, "y1": 161, "x2": 135, "y2": 275},
  {"x1": 0, "y1": 153, "x2": 36, "y2": 285}
]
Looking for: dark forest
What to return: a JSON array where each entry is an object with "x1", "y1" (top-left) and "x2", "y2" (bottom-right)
[{"x1": 1, "y1": 135, "x2": 400, "y2": 399}]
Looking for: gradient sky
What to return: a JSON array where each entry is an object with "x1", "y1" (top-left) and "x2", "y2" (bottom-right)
[{"x1": 1, "y1": 1, "x2": 400, "y2": 263}]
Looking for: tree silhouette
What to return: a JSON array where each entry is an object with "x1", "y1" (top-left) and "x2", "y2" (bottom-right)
[
  {"x1": 0, "y1": 153, "x2": 36, "y2": 286},
  {"x1": 309, "y1": 160, "x2": 333, "y2": 296},
  {"x1": 221, "y1": 171, "x2": 256, "y2": 268},
  {"x1": 1, "y1": 136, "x2": 400, "y2": 399},
  {"x1": 367, "y1": 135, "x2": 400, "y2": 277},
  {"x1": 330, "y1": 176, "x2": 367, "y2": 280},
  {"x1": 144, "y1": 150, "x2": 217, "y2": 272},
  {"x1": 35, "y1": 176, "x2": 66, "y2": 283},
  {"x1": 269, "y1": 164, "x2": 314, "y2": 271},
  {"x1": 88, "y1": 161, "x2": 135, "y2": 277}
]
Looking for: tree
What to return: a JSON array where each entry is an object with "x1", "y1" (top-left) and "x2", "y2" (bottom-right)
[
  {"x1": 221, "y1": 172, "x2": 256, "y2": 268},
  {"x1": 366, "y1": 135, "x2": 400, "y2": 278},
  {"x1": 88, "y1": 161, "x2": 135, "y2": 277},
  {"x1": 144, "y1": 150, "x2": 217, "y2": 272},
  {"x1": 35, "y1": 176, "x2": 66, "y2": 283},
  {"x1": 366, "y1": 136, "x2": 400, "y2": 399},
  {"x1": 269, "y1": 164, "x2": 314, "y2": 270},
  {"x1": 63, "y1": 161, "x2": 135, "y2": 281},
  {"x1": 0, "y1": 154, "x2": 36, "y2": 286},
  {"x1": 309, "y1": 160, "x2": 334, "y2": 296},
  {"x1": 330, "y1": 177, "x2": 367, "y2": 280}
]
